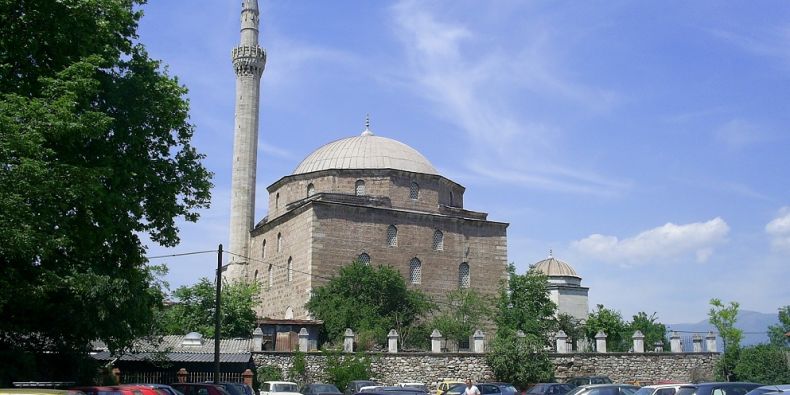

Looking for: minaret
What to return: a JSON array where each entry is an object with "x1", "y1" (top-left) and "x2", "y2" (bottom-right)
[{"x1": 227, "y1": 0, "x2": 266, "y2": 279}]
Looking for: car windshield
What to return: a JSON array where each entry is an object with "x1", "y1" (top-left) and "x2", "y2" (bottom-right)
[
  {"x1": 402, "y1": 386, "x2": 426, "y2": 391},
  {"x1": 221, "y1": 385, "x2": 245, "y2": 395},
  {"x1": 501, "y1": 386, "x2": 518, "y2": 395},
  {"x1": 274, "y1": 385, "x2": 298, "y2": 393},
  {"x1": 621, "y1": 388, "x2": 638, "y2": 395},
  {"x1": 676, "y1": 388, "x2": 697, "y2": 395},
  {"x1": 635, "y1": 389, "x2": 654, "y2": 395},
  {"x1": 447, "y1": 385, "x2": 466, "y2": 394},
  {"x1": 565, "y1": 387, "x2": 588, "y2": 395}
]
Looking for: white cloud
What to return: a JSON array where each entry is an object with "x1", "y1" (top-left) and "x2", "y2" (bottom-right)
[
  {"x1": 572, "y1": 217, "x2": 730, "y2": 265},
  {"x1": 765, "y1": 207, "x2": 790, "y2": 250},
  {"x1": 389, "y1": 1, "x2": 627, "y2": 197},
  {"x1": 714, "y1": 119, "x2": 768, "y2": 149}
]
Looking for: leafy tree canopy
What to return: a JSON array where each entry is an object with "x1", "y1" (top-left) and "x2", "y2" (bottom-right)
[
  {"x1": 495, "y1": 265, "x2": 557, "y2": 344},
  {"x1": 733, "y1": 344, "x2": 790, "y2": 384},
  {"x1": 767, "y1": 305, "x2": 789, "y2": 348},
  {"x1": 629, "y1": 311, "x2": 669, "y2": 350},
  {"x1": 555, "y1": 313, "x2": 586, "y2": 351},
  {"x1": 158, "y1": 278, "x2": 259, "y2": 338},
  {"x1": 0, "y1": 0, "x2": 212, "y2": 379},
  {"x1": 709, "y1": 298, "x2": 742, "y2": 381},
  {"x1": 585, "y1": 304, "x2": 629, "y2": 352},
  {"x1": 431, "y1": 288, "x2": 493, "y2": 344},
  {"x1": 305, "y1": 261, "x2": 432, "y2": 345}
]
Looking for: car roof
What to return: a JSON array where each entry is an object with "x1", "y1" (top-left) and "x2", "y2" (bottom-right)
[
  {"x1": 641, "y1": 385, "x2": 689, "y2": 390},
  {"x1": 756, "y1": 387, "x2": 790, "y2": 391}
]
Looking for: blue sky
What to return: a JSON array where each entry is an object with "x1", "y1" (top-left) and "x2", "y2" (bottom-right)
[{"x1": 138, "y1": 1, "x2": 789, "y2": 323}]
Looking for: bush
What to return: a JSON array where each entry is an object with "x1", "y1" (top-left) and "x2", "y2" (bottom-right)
[
  {"x1": 289, "y1": 351, "x2": 307, "y2": 386},
  {"x1": 733, "y1": 344, "x2": 790, "y2": 384},
  {"x1": 486, "y1": 332, "x2": 554, "y2": 389},
  {"x1": 324, "y1": 350, "x2": 373, "y2": 391},
  {"x1": 257, "y1": 365, "x2": 283, "y2": 383}
]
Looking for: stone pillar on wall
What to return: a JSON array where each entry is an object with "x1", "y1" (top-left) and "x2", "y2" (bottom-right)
[
  {"x1": 706, "y1": 331, "x2": 717, "y2": 352},
  {"x1": 253, "y1": 327, "x2": 263, "y2": 351},
  {"x1": 388, "y1": 329, "x2": 399, "y2": 353},
  {"x1": 632, "y1": 330, "x2": 645, "y2": 353},
  {"x1": 177, "y1": 368, "x2": 188, "y2": 383},
  {"x1": 556, "y1": 330, "x2": 569, "y2": 354},
  {"x1": 431, "y1": 330, "x2": 443, "y2": 353},
  {"x1": 344, "y1": 328, "x2": 355, "y2": 353},
  {"x1": 242, "y1": 369, "x2": 254, "y2": 387},
  {"x1": 298, "y1": 327, "x2": 309, "y2": 352},
  {"x1": 595, "y1": 331, "x2": 607, "y2": 353},
  {"x1": 654, "y1": 341, "x2": 664, "y2": 352},
  {"x1": 473, "y1": 330, "x2": 486, "y2": 353},
  {"x1": 516, "y1": 330, "x2": 526, "y2": 339},
  {"x1": 692, "y1": 334, "x2": 703, "y2": 352},
  {"x1": 670, "y1": 331, "x2": 682, "y2": 353}
]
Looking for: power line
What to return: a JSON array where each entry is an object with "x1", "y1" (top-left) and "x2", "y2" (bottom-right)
[{"x1": 146, "y1": 250, "x2": 217, "y2": 259}]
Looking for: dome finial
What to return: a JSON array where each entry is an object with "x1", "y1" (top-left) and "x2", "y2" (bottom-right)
[
  {"x1": 361, "y1": 114, "x2": 374, "y2": 136},
  {"x1": 549, "y1": 249, "x2": 553, "y2": 258}
]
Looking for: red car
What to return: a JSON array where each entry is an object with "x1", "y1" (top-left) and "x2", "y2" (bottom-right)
[
  {"x1": 170, "y1": 384, "x2": 231, "y2": 395},
  {"x1": 71, "y1": 386, "x2": 166, "y2": 395}
]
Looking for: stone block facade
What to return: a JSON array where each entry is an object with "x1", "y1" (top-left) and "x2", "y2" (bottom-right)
[{"x1": 252, "y1": 351, "x2": 718, "y2": 386}]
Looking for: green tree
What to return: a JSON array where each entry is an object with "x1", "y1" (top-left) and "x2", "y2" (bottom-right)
[
  {"x1": 629, "y1": 312, "x2": 669, "y2": 351},
  {"x1": 158, "y1": 278, "x2": 259, "y2": 338},
  {"x1": 733, "y1": 344, "x2": 790, "y2": 384},
  {"x1": 0, "y1": 0, "x2": 211, "y2": 384},
  {"x1": 306, "y1": 261, "x2": 432, "y2": 346},
  {"x1": 555, "y1": 313, "x2": 586, "y2": 351},
  {"x1": 709, "y1": 298, "x2": 742, "y2": 381},
  {"x1": 585, "y1": 304, "x2": 629, "y2": 352},
  {"x1": 432, "y1": 289, "x2": 493, "y2": 345},
  {"x1": 767, "y1": 306, "x2": 789, "y2": 348},
  {"x1": 323, "y1": 351, "x2": 372, "y2": 392},
  {"x1": 494, "y1": 265, "x2": 557, "y2": 344},
  {"x1": 487, "y1": 265, "x2": 556, "y2": 387}
]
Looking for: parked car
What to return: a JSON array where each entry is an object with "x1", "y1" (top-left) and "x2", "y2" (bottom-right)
[
  {"x1": 675, "y1": 383, "x2": 763, "y2": 395},
  {"x1": 129, "y1": 384, "x2": 184, "y2": 395},
  {"x1": 301, "y1": 384, "x2": 342, "y2": 395},
  {"x1": 396, "y1": 385, "x2": 428, "y2": 394},
  {"x1": 526, "y1": 383, "x2": 575, "y2": 395},
  {"x1": 564, "y1": 378, "x2": 613, "y2": 389},
  {"x1": 345, "y1": 382, "x2": 378, "y2": 395},
  {"x1": 356, "y1": 389, "x2": 427, "y2": 395},
  {"x1": 1, "y1": 390, "x2": 85, "y2": 395},
  {"x1": 634, "y1": 384, "x2": 690, "y2": 395},
  {"x1": 72, "y1": 386, "x2": 166, "y2": 395},
  {"x1": 171, "y1": 383, "x2": 231, "y2": 395},
  {"x1": 443, "y1": 382, "x2": 518, "y2": 395},
  {"x1": 208, "y1": 383, "x2": 253, "y2": 395},
  {"x1": 564, "y1": 384, "x2": 639, "y2": 395},
  {"x1": 435, "y1": 381, "x2": 464, "y2": 395},
  {"x1": 261, "y1": 382, "x2": 301, "y2": 395},
  {"x1": 745, "y1": 386, "x2": 790, "y2": 395}
]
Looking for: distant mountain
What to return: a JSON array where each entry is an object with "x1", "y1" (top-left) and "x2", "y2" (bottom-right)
[{"x1": 668, "y1": 310, "x2": 779, "y2": 347}]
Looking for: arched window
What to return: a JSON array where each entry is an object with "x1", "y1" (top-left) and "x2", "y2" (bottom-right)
[
  {"x1": 275, "y1": 192, "x2": 280, "y2": 208},
  {"x1": 287, "y1": 257, "x2": 293, "y2": 282},
  {"x1": 409, "y1": 258, "x2": 422, "y2": 284},
  {"x1": 355, "y1": 180, "x2": 366, "y2": 196},
  {"x1": 459, "y1": 262, "x2": 470, "y2": 288},
  {"x1": 253, "y1": 270, "x2": 259, "y2": 283},
  {"x1": 277, "y1": 233, "x2": 282, "y2": 253},
  {"x1": 285, "y1": 306, "x2": 294, "y2": 319},
  {"x1": 387, "y1": 225, "x2": 398, "y2": 247},
  {"x1": 267, "y1": 264, "x2": 273, "y2": 288},
  {"x1": 307, "y1": 183, "x2": 315, "y2": 197},
  {"x1": 358, "y1": 253, "x2": 371, "y2": 265},
  {"x1": 410, "y1": 182, "x2": 419, "y2": 200},
  {"x1": 432, "y1": 229, "x2": 444, "y2": 251},
  {"x1": 262, "y1": 239, "x2": 267, "y2": 259}
]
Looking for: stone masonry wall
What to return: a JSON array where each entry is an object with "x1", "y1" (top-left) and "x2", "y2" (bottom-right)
[{"x1": 253, "y1": 352, "x2": 718, "y2": 387}]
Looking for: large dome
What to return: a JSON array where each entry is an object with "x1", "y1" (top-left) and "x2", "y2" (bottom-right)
[
  {"x1": 533, "y1": 254, "x2": 580, "y2": 279},
  {"x1": 293, "y1": 130, "x2": 438, "y2": 175}
]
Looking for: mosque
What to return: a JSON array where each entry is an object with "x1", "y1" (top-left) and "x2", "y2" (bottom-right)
[{"x1": 223, "y1": 0, "x2": 588, "y2": 322}]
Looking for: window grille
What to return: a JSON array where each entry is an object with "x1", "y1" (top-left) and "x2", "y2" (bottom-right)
[
  {"x1": 277, "y1": 233, "x2": 282, "y2": 253},
  {"x1": 432, "y1": 230, "x2": 444, "y2": 251},
  {"x1": 287, "y1": 257, "x2": 293, "y2": 282},
  {"x1": 387, "y1": 225, "x2": 398, "y2": 247},
  {"x1": 307, "y1": 183, "x2": 315, "y2": 197},
  {"x1": 410, "y1": 182, "x2": 419, "y2": 200},
  {"x1": 409, "y1": 258, "x2": 422, "y2": 284},
  {"x1": 355, "y1": 180, "x2": 366, "y2": 196},
  {"x1": 268, "y1": 264, "x2": 273, "y2": 288},
  {"x1": 459, "y1": 262, "x2": 470, "y2": 288},
  {"x1": 358, "y1": 253, "x2": 371, "y2": 265}
]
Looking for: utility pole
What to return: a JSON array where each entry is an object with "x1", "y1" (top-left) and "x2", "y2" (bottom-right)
[{"x1": 214, "y1": 244, "x2": 223, "y2": 384}]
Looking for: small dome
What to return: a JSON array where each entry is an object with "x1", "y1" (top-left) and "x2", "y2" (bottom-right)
[
  {"x1": 533, "y1": 255, "x2": 580, "y2": 278},
  {"x1": 293, "y1": 132, "x2": 438, "y2": 175}
]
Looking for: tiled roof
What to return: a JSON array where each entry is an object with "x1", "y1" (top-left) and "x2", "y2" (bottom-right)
[{"x1": 91, "y1": 335, "x2": 252, "y2": 363}]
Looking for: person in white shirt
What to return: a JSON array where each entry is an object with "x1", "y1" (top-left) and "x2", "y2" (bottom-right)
[{"x1": 464, "y1": 379, "x2": 480, "y2": 395}]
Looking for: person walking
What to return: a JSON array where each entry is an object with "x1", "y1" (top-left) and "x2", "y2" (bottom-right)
[{"x1": 464, "y1": 379, "x2": 480, "y2": 395}]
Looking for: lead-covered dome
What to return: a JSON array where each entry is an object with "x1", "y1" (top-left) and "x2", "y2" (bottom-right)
[
  {"x1": 293, "y1": 130, "x2": 438, "y2": 175},
  {"x1": 533, "y1": 254, "x2": 580, "y2": 279}
]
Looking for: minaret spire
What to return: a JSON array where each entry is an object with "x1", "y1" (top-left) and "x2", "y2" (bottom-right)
[{"x1": 227, "y1": 0, "x2": 266, "y2": 279}]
